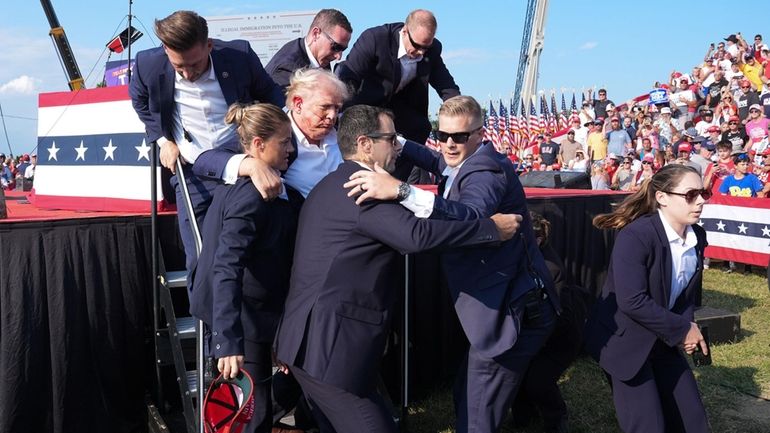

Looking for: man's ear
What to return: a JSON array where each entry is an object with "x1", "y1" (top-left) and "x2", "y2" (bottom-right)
[{"x1": 356, "y1": 135, "x2": 372, "y2": 155}]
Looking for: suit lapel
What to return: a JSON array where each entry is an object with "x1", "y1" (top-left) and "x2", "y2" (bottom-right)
[
  {"x1": 390, "y1": 27, "x2": 403, "y2": 94},
  {"x1": 212, "y1": 49, "x2": 239, "y2": 105},
  {"x1": 651, "y1": 215, "x2": 673, "y2": 306}
]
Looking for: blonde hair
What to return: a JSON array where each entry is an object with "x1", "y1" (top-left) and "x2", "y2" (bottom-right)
[
  {"x1": 285, "y1": 68, "x2": 349, "y2": 109},
  {"x1": 224, "y1": 103, "x2": 290, "y2": 151},
  {"x1": 438, "y1": 95, "x2": 483, "y2": 127}
]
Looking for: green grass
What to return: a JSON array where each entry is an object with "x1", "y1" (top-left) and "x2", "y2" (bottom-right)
[{"x1": 407, "y1": 268, "x2": 770, "y2": 432}]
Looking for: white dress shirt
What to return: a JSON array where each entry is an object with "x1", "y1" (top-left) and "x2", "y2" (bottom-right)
[
  {"x1": 157, "y1": 56, "x2": 244, "y2": 182},
  {"x1": 658, "y1": 210, "x2": 698, "y2": 309},
  {"x1": 396, "y1": 33, "x2": 422, "y2": 93},
  {"x1": 304, "y1": 39, "x2": 321, "y2": 68},
  {"x1": 282, "y1": 113, "x2": 343, "y2": 198}
]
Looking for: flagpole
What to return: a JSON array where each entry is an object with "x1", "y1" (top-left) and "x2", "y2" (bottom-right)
[{"x1": 127, "y1": 0, "x2": 133, "y2": 83}]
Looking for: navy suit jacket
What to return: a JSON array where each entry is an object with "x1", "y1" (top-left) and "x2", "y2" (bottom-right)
[
  {"x1": 265, "y1": 37, "x2": 322, "y2": 89},
  {"x1": 584, "y1": 214, "x2": 707, "y2": 381},
  {"x1": 401, "y1": 141, "x2": 559, "y2": 358},
  {"x1": 335, "y1": 23, "x2": 459, "y2": 144},
  {"x1": 129, "y1": 39, "x2": 285, "y2": 169},
  {"x1": 274, "y1": 160, "x2": 501, "y2": 396},
  {"x1": 189, "y1": 178, "x2": 297, "y2": 357}
]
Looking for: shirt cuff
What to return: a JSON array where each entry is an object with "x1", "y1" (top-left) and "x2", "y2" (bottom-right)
[
  {"x1": 223, "y1": 154, "x2": 248, "y2": 184},
  {"x1": 401, "y1": 185, "x2": 435, "y2": 218}
]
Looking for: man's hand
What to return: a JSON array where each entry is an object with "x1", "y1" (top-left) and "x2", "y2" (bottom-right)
[
  {"x1": 239, "y1": 157, "x2": 282, "y2": 200},
  {"x1": 273, "y1": 350, "x2": 290, "y2": 375},
  {"x1": 490, "y1": 213, "x2": 523, "y2": 241},
  {"x1": 160, "y1": 140, "x2": 182, "y2": 174},
  {"x1": 682, "y1": 322, "x2": 708, "y2": 355},
  {"x1": 217, "y1": 354, "x2": 245, "y2": 379},
  {"x1": 343, "y1": 162, "x2": 401, "y2": 205}
]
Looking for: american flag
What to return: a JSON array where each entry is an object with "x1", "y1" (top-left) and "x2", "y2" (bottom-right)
[
  {"x1": 498, "y1": 100, "x2": 510, "y2": 152},
  {"x1": 539, "y1": 95, "x2": 549, "y2": 135},
  {"x1": 509, "y1": 99, "x2": 520, "y2": 150},
  {"x1": 529, "y1": 99, "x2": 540, "y2": 138},
  {"x1": 559, "y1": 93, "x2": 568, "y2": 131},
  {"x1": 701, "y1": 194, "x2": 770, "y2": 267},
  {"x1": 34, "y1": 86, "x2": 167, "y2": 212},
  {"x1": 486, "y1": 101, "x2": 500, "y2": 148},
  {"x1": 519, "y1": 99, "x2": 530, "y2": 147},
  {"x1": 570, "y1": 92, "x2": 578, "y2": 112},
  {"x1": 550, "y1": 93, "x2": 559, "y2": 133},
  {"x1": 425, "y1": 130, "x2": 439, "y2": 151}
]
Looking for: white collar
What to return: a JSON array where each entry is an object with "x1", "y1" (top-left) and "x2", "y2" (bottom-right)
[
  {"x1": 289, "y1": 111, "x2": 336, "y2": 148},
  {"x1": 398, "y1": 31, "x2": 422, "y2": 63},
  {"x1": 304, "y1": 37, "x2": 321, "y2": 68},
  {"x1": 658, "y1": 209, "x2": 697, "y2": 247}
]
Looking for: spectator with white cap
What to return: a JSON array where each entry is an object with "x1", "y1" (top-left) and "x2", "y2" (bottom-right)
[
  {"x1": 744, "y1": 103, "x2": 770, "y2": 153},
  {"x1": 24, "y1": 153, "x2": 37, "y2": 180},
  {"x1": 654, "y1": 106, "x2": 676, "y2": 150}
]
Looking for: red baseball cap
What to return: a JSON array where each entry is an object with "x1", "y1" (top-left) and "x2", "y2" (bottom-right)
[
  {"x1": 729, "y1": 115, "x2": 740, "y2": 123},
  {"x1": 204, "y1": 371, "x2": 255, "y2": 433},
  {"x1": 678, "y1": 143, "x2": 692, "y2": 153}
]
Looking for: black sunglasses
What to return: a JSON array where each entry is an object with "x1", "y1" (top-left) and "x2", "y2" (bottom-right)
[
  {"x1": 664, "y1": 188, "x2": 712, "y2": 203},
  {"x1": 642, "y1": 160, "x2": 653, "y2": 165},
  {"x1": 366, "y1": 132, "x2": 400, "y2": 145},
  {"x1": 406, "y1": 29, "x2": 432, "y2": 51},
  {"x1": 322, "y1": 30, "x2": 347, "y2": 52},
  {"x1": 435, "y1": 127, "x2": 482, "y2": 144}
]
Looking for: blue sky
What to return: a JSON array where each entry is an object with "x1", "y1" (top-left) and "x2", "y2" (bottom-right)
[{"x1": 1, "y1": 0, "x2": 769, "y2": 156}]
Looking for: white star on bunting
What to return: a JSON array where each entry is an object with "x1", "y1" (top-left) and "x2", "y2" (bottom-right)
[
  {"x1": 716, "y1": 220, "x2": 726, "y2": 231},
  {"x1": 737, "y1": 223, "x2": 748, "y2": 234},
  {"x1": 135, "y1": 139, "x2": 151, "y2": 161},
  {"x1": 75, "y1": 140, "x2": 88, "y2": 161},
  {"x1": 47, "y1": 141, "x2": 60, "y2": 161},
  {"x1": 762, "y1": 226, "x2": 770, "y2": 237},
  {"x1": 103, "y1": 139, "x2": 117, "y2": 161}
]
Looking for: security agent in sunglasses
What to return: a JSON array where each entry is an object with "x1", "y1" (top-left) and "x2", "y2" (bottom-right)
[
  {"x1": 265, "y1": 9, "x2": 352, "y2": 89},
  {"x1": 336, "y1": 9, "x2": 460, "y2": 181},
  {"x1": 344, "y1": 95, "x2": 560, "y2": 433}
]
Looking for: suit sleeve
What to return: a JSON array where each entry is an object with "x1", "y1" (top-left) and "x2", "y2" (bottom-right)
[
  {"x1": 612, "y1": 228, "x2": 692, "y2": 347},
  {"x1": 428, "y1": 41, "x2": 460, "y2": 101},
  {"x1": 210, "y1": 186, "x2": 264, "y2": 358},
  {"x1": 267, "y1": 63, "x2": 293, "y2": 89},
  {"x1": 336, "y1": 27, "x2": 378, "y2": 93},
  {"x1": 129, "y1": 52, "x2": 164, "y2": 143},
  {"x1": 399, "y1": 140, "x2": 443, "y2": 175},
  {"x1": 431, "y1": 170, "x2": 506, "y2": 220},
  {"x1": 247, "y1": 47, "x2": 286, "y2": 108},
  {"x1": 357, "y1": 201, "x2": 500, "y2": 255},
  {"x1": 192, "y1": 141, "x2": 243, "y2": 179}
]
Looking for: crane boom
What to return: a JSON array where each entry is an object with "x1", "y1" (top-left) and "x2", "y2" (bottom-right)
[
  {"x1": 512, "y1": 0, "x2": 548, "y2": 109},
  {"x1": 40, "y1": 0, "x2": 85, "y2": 91}
]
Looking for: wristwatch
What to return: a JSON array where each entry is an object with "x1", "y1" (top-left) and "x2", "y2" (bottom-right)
[{"x1": 396, "y1": 182, "x2": 410, "y2": 201}]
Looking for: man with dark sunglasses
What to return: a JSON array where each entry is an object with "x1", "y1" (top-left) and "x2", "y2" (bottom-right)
[
  {"x1": 343, "y1": 95, "x2": 559, "y2": 433},
  {"x1": 737, "y1": 78, "x2": 760, "y2": 121},
  {"x1": 266, "y1": 9, "x2": 352, "y2": 89},
  {"x1": 336, "y1": 9, "x2": 460, "y2": 181},
  {"x1": 721, "y1": 115, "x2": 749, "y2": 153}
]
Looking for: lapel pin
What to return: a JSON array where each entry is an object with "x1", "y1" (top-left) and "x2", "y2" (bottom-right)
[{"x1": 222, "y1": 72, "x2": 230, "y2": 79}]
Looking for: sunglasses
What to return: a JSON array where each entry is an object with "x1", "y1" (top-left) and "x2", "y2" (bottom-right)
[
  {"x1": 366, "y1": 132, "x2": 401, "y2": 145},
  {"x1": 322, "y1": 30, "x2": 347, "y2": 52},
  {"x1": 406, "y1": 29, "x2": 432, "y2": 51},
  {"x1": 664, "y1": 188, "x2": 713, "y2": 203},
  {"x1": 741, "y1": 86, "x2": 751, "y2": 89},
  {"x1": 729, "y1": 121, "x2": 739, "y2": 125},
  {"x1": 435, "y1": 127, "x2": 482, "y2": 143},
  {"x1": 750, "y1": 109, "x2": 761, "y2": 113},
  {"x1": 642, "y1": 160, "x2": 653, "y2": 165}
]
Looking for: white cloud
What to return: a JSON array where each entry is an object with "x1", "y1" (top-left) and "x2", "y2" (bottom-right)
[
  {"x1": 579, "y1": 41, "x2": 598, "y2": 50},
  {"x1": 0, "y1": 75, "x2": 40, "y2": 94}
]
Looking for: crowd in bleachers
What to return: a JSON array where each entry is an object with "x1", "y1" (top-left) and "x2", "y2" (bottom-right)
[
  {"x1": 0, "y1": 152, "x2": 36, "y2": 191},
  {"x1": 508, "y1": 32, "x2": 770, "y2": 200}
]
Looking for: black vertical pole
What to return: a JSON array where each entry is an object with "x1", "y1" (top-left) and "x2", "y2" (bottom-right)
[
  {"x1": 150, "y1": 139, "x2": 162, "y2": 407},
  {"x1": 126, "y1": 0, "x2": 133, "y2": 83}
]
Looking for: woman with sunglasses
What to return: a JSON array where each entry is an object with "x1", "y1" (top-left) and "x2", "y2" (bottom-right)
[
  {"x1": 190, "y1": 102, "x2": 296, "y2": 433},
  {"x1": 586, "y1": 164, "x2": 711, "y2": 433},
  {"x1": 721, "y1": 115, "x2": 748, "y2": 153},
  {"x1": 744, "y1": 103, "x2": 770, "y2": 153}
]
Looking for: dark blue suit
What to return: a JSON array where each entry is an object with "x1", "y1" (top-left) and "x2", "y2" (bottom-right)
[
  {"x1": 129, "y1": 39, "x2": 285, "y2": 272},
  {"x1": 584, "y1": 214, "x2": 710, "y2": 433},
  {"x1": 265, "y1": 37, "x2": 323, "y2": 89},
  {"x1": 336, "y1": 23, "x2": 459, "y2": 179},
  {"x1": 401, "y1": 141, "x2": 559, "y2": 433},
  {"x1": 274, "y1": 160, "x2": 501, "y2": 433},
  {"x1": 190, "y1": 178, "x2": 297, "y2": 433}
]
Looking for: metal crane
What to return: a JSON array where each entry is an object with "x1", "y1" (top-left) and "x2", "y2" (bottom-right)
[
  {"x1": 40, "y1": 0, "x2": 85, "y2": 91},
  {"x1": 512, "y1": 0, "x2": 549, "y2": 109}
]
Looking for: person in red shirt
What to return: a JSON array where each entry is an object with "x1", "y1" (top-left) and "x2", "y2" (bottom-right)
[{"x1": 705, "y1": 140, "x2": 735, "y2": 191}]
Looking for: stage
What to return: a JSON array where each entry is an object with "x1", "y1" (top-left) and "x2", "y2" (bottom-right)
[{"x1": 0, "y1": 187, "x2": 626, "y2": 433}]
